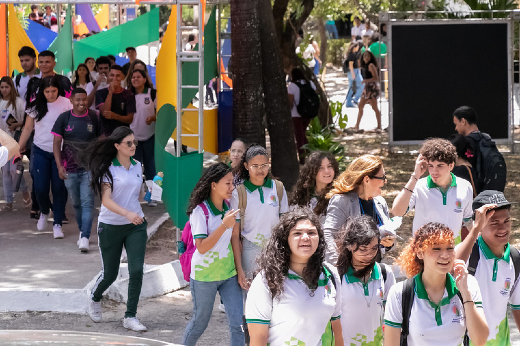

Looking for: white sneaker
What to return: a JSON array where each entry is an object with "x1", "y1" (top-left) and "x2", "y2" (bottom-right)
[
  {"x1": 78, "y1": 237, "x2": 89, "y2": 252},
  {"x1": 37, "y1": 213, "x2": 49, "y2": 232},
  {"x1": 53, "y1": 224, "x2": 64, "y2": 239},
  {"x1": 123, "y1": 317, "x2": 147, "y2": 332},
  {"x1": 218, "y1": 303, "x2": 226, "y2": 313},
  {"x1": 88, "y1": 298, "x2": 102, "y2": 323}
]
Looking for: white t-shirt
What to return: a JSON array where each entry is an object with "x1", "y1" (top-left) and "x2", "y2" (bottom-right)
[
  {"x1": 98, "y1": 157, "x2": 145, "y2": 225},
  {"x1": 409, "y1": 173, "x2": 473, "y2": 244},
  {"x1": 14, "y1": 73, "x2": 36, "y2": 101},
  {"x1": 384, "y1": 273, "x2": 483, "y2": 346},
  {"x1": 76, "y1": 82, "x2": 94, "y2": 96},
  {"x1": 0, "y1": 146, "x2": 8, "y2": 167},
  {"x1": 362, "y1": 28, "x2": 374, "y2": 37},
  {"x1": 246, "y1": 265, "x2": 341, "y2": 346},
  {"x1": 230, "y1": 178, "x2": 289, "y2": 246},
  {"x1": 351, "y1": 23, "x2": 366, "y2": 38},
  {"x1": 0, "y1": 98, "x2": 25, "y2": 135},
  {"x1": 287, "y1": 80, "x2": 317, "y2": 118},
  {"x1": 340, "y1": 263, "x2": 395, "y2": 345},
  {"x1": 28, "y1": 96, "x2": 72, "y2": 152},
  {"x1": 190, "y1": 200, "x2": 236, "y2": 282},
  {"x1": 462, "y1": 236, "x2": 520, "y2": 345},
  {"x1": 130, "y1": 88, "x2": 156, "y2": 141}
]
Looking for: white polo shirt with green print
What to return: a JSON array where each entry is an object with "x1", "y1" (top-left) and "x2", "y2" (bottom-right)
[
  {"x1": 190, "y1": 200, "x2": 237, "y2": 282},
  {"x1": 465, "y1": 236, "x2": 520, "y2": 346},
  {"x1": 245, "y1": 265, "x2": 341, "y2": 346},
  {"x1": 230, "y1": 178, "x2": 288, "y2": 247},
  {"x1": 340, "y1": 262, "x2": 395, "y2": 346},
  {"x1": 409, "y1": 173, "x2": 473, "y2": 244},
  {"x1": 384, "y1": 272, "x2": 483, "y2": 346}
]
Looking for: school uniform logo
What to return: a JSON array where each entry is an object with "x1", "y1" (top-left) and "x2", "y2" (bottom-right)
[
  {"x1": 268, "y1": 193, "x2": 279, "y2": 207},
  {"x1": 87, "y1": 124, "x2": 93, "y2": 133},
  {"x1": 144, "y1": 97, "x2": 150, "y2": 105},
  {"x1": 454, "y1": 199, "x2": 463, "y2": 213},
  {"x1": 500, "y1": 278, "x2": 512, "y2": 296},
  {"x1": 451, "y1": 304, "x2": 463, "y2": 323}
]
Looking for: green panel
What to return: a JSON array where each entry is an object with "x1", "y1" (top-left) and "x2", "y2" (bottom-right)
[
  {"x1": 155, "y1": 103, "x2": 203, "y2": 227},
  {"x1": 49, "y1": 6, "x2": 73, "y2": 75},
  {"x1": 73, "y1": 8, "x2": 160, "y2": 69}
]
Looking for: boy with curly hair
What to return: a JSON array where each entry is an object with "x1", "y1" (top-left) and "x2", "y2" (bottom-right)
[{"x1": 392, "y1": 138, "x2": 473, "y2": 244}]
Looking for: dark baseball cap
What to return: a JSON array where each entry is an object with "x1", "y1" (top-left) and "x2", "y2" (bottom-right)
[{"x1": 472, "y1": 190, "x2": 514, "y2": 213}]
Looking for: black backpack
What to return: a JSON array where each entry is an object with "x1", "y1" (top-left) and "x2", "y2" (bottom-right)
[
  {"x1": 294, "y1": 80, "x2": 320, "y2": 119},
  {"x1": 467, "y1": 241, "x2": 520, "y2": 283},
  {"x1": 467, "y1": 132, "x2": 506, "y2": 192},
  {"x1": 400, "y1": 278, "x2": 469, "y2": 346}
]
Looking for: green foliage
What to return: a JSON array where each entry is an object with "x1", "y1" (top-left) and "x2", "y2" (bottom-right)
[
  {"x1": 330, "y1": 101, "x2": 347, "y2": 129},
  {"x1": 463, "y1": 0, "x2": 517, "y2": 18},
  {"x1": 326, "y1": 38, "x2": 348, "y2": 67},
  {"x1": 303, "y1": 117, "x2": 346, "y2": 166}
]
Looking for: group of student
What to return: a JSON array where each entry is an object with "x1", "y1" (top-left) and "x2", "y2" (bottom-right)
[{"x1": 167, "y1": 106, "x2": 517, "y2": 346}]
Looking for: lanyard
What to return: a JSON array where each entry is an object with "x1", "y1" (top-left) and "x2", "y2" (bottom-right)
[{"x1": 358, "y1": 198, "x2": 383, "y2": 226}]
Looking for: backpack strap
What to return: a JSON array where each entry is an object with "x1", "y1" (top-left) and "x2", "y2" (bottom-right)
[
  {"x1": 400, "y1": 277, "x2": 415, "y2": 346},
  {"x1": 510, "y1": 246, "x2": 520, "y2": 285},
  {"x1": 15, "y1": 73, "x2": 22, "y2": 88},
  {"x1": 274, "y1": 179, "x2": 284, "y2": 214},
  {"x1": 380, "y1": 263, "x2": 387, "y2": 283},
  {"x1": 467, "y1": 242, "x2": 480, "y2": 277},
  {"x1": 236, "y1": 184, "x2": 247, "y2": 233},
  {"x1": 456, "y1": 291, "x2": 470, "y2": 346},
  {"x1": 198, "y1": 202, "x2": 210, "y2": 227},
  {"x1": 151, "y1": 88, "x2": 157, "y2": 103}
]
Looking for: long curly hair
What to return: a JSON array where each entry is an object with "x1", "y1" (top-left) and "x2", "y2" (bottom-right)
[
  {"x1": 234, "y1": 143, "x2": 272, "y2": 183},
  {"x1": 326, "y1": 154, "x2": 382, "y2": 199},
  {"x1": 256, "y1": 207, "x2": 325, "y2": 300},
  {"x1": 290, "y1": 151, "x2": 339, "y2": 216},
  {"x1": 336, "y1": 216, "x2": 380, "y2": 278},
  {"x1": 186, "y1": 162, "x2": 232, "y2": 216},
  {"x1": 397, "y1": 222, "x2": 454, "y2": 278},
  {"x1": 420, "y1": 138, "x2": 457, "y2": 165}
]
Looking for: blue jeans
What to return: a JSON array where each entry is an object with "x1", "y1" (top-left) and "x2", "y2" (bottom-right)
[
  {"x1": 345, "y1": 68, "x2": 364, "y2": 106},
  {"x1": 64, "y1": 171, "x2": 95, "y2": 239},
  {"x1": 183, "y1": 276, "x2": 245, "y2": 346},
  {"x1": 325, "y1": 23, "x2": 338, "y2": 39},
  {"x1": 32, "y1": 144, "x2": 66, "y2": 225},
  {"x1": 133, "y1": 135, "x2": 156, "y2": 180},
  {"x1": 313, "y1": 58, "x2": 321, "y2": 76}
]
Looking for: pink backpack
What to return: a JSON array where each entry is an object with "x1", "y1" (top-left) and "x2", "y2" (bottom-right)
[{"x1": 179, "y1": 201, "x2": 230, "y2": 282}]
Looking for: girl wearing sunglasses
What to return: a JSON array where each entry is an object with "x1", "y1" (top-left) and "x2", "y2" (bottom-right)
[
  {"x1": 84, "y1": 126, "x2": 148, "y2": 332},
  {"x1": 323, "y1": 154, "x2": 397, "y2": 264}
]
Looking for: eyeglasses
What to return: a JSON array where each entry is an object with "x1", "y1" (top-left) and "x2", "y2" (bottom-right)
[
  {"x1": 370, "y1": 174, "x2": 387, "y2": 181},
  {"x1": 124, "y1": 140, "x2": 138, "y2": 148},
  {"x1": 355, "y1": 245, "x2": 380, "y2": 255},
  {"x1": 249, "y1": 163, "x2": 270, "y2": 172}
]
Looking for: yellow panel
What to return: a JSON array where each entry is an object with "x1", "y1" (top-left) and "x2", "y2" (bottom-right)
[{"x1": 172, "y1": 104, "x2": 218, "y2": 154}]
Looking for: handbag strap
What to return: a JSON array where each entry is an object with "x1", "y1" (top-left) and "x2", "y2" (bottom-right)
[{"x1": 464, "y1": 165, "x2": 477, "y2": 198}]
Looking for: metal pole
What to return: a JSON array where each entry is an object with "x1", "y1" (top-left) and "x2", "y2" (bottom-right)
[
  {"x1": 176, "y1": 3, "x2": 182, "y2": 157},
  {"x1": 198, "y1": 2, "x2": 204, "y2": 154},
  {"x1": 5, "y1": 4, "x2": 9, "y2": 77}
]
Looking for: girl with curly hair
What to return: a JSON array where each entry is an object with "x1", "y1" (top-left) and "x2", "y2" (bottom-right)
[
  {"x1": 384, "y1": 222, "x2": 488, "y2": 346},
  {"x1": 323, "y1": 154, "x2": 396, "y2": 264},
  {"x1": 392, "y1": 138, "x2": 473, "y2": 244},
  {"x1": 336, "y1": 215, "x2": 395, "y2": 345},
  {"x1": 230, "y1": 144, "x2": 289, "y2": 290},
  {"x1": 245, "y1": 207, "x2": 343, "y2": 346},
  {"x1": 182, "y1": 162, "x2": 244, "y2": 346},
  {"x1": 289, "y1": 151, "x2": 339, "y2": 223}
]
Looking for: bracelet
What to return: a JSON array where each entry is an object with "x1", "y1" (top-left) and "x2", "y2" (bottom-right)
[
  {"x1": 410, "y1": 174, "x2": 418, "y2": 181},
  {"x1": 403, "y1": 187, "x2": 414, "y2": 193},
  {"x1": 463, "y1": 300, "x2": 474, "y2": 305},
  {"x1": 221, "y1": 221, "x2": 229, "y2": 228}
]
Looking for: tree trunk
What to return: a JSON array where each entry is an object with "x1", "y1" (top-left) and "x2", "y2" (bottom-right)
[
  {"x1": 317, "y1": 16, "x2": 327, "y2": 66},
  {"x1": 258, "y1": 0, "x2": 300, "y2": 190},
  {"x1": 230, "y1": 0, "x2": 266, "y2": 146}
]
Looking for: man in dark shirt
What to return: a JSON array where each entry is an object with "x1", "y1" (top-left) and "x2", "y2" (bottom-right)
[
  {"x1": 52, "y1": 88, "x2": 101, "y2": 252},
  {"x1": 95, "y1": 65, "x2": 135, "y2": 136},
  {"x1": 122, "y1": 47, "x2": 137, "y2": 76}
]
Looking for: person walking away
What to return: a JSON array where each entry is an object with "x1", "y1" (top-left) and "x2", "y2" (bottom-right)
[
  {"x1": 182, "y1": 163, "x2": 244, "y2": 346},
  {"x1": 354, "y1": 51, "x2": 382, "y2": 133},
  {"x1": 95, "y1": 65, "x2": 135, "y2": 136},
  {"x1": 18, "y1": 76, "x2": 72, "y2": 238},
  {"x1": 86, "y1": 126, "x2": 148, "y2": 332},
  {"x1": 0, "y1": 77, "x2": 30, "y2": 211},
  {"x1": 52, "y1": 88, "x2": 101, "y2": 252},
  {"x1": 448, "y1": 134, "x2": 478, "y2": 197},
  {"x1": 453, "y1": 105, "x2": 506, "y2": 192}
]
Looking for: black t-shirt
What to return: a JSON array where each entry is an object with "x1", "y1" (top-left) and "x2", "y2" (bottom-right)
[
  {"x1": 122, "y1": 62, "x2": 131, "y2": 77},
  {"x1": 51, "y1": 110, "x2": 101, "y2": 173},
  {"x1": 361, "y1": 65, "x2": 373, "y2": 79},
  {"x1": 452, "y1": 165, "x2": 479, "y2": 195},
  {"x1": 95, "y1": 88, "x2": 136, "y2": 136},
  {"x1": 346, "y1": 51, "x2": 359, "y2": 69}
]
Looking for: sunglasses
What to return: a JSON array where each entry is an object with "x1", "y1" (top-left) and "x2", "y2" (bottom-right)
[
  {"x1": 124, "y1": 140, "x2": 138, "y2": 147},
  {"x1": 370, "y1": 174, "x2": 387, "y2": 181}
]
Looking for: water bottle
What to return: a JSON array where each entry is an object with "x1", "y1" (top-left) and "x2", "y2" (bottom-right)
[{"x1": 13, "y1": 158, "x2": 24, "y2": 192}]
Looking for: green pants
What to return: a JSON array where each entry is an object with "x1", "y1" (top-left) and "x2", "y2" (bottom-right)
[{"x1": 91, "y1": 220, "x2": 148, "y2": 318}]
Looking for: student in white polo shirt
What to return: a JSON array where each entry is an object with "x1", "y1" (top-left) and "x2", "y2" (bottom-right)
[
  {"x1": 392, "y1": 138, "x2": 473, "y2": 245},
  {"x1": 245, "y1": 207, "x2": 343, "y2": 346},
  {"x1": 230, "y1": 144, "x2": 289, "y2": 290},
  {"x1": 384, "y1": 222, "x2": 489, "y2": 346},
  {"x1": 182, "y1": 163, "x2": 244, "y2": 346},
  {"x1": 84, "y1": 127, "x2": 148, "y2": 333},
  {"x1": 456, "y1": 190, "x2": 520, "y2": 345},
  {"x1": 336, "y1": 215, "x2": 395, "y2": 345}
]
